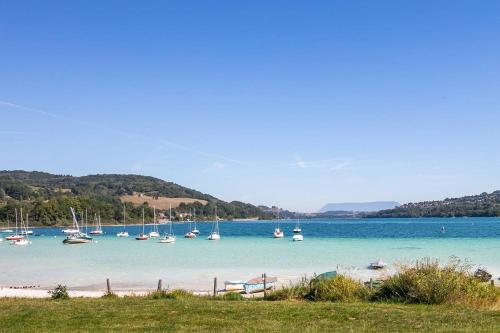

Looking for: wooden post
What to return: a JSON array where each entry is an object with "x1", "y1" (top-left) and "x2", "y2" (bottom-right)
[
  {"x1": 491, "y1": 280, "x2": 495, "y2": 287},
  {"x1": 157, "y1": 279, "x2": 162, "y2": 291},
  {"x1": 263, "y1": 273, "x2": 267, "y2": 299},
  {"x1": 213, "y1": 277, "x2": 218, "y2": 297},
  {"x1": 369, "y1": 278, "x2": 373, "y2": 289},
  {"x1": 106, "y1": 278, "x2": 111, "y2": 294}
]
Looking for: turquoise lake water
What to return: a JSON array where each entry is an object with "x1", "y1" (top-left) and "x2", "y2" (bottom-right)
[{"x1": 1, "y1": 218, "x2": 499, "y2": 291}]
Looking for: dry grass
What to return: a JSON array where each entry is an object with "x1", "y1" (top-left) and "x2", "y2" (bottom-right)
[{"x1": 120, "y1": 193, "x2": 207, "y2": 209}]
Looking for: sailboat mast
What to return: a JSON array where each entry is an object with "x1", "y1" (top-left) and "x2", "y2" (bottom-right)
[
  {"x1": 169, "y1": 204, "x2": 172, "y2": 235},
  {"x1": 15, "y1": 208, "x2": 18, "y2": 234},
  {"x1": 123, "y1": 205, "x2": 126, "y2": 229},
  {"x1": 142, "y1": 208, "x2": 145, "y2": 234}
]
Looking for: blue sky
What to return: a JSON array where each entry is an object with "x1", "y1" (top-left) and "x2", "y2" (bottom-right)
[{"x1": 1, "y1": 1, "x2": 499, "y2": 212}]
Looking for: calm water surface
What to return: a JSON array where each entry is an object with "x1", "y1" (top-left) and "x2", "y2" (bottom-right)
[{"x1": 1, "y1": 217, "x2": 499, "y2": 291}]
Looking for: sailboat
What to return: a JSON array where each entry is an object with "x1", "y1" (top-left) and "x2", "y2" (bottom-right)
[
  {"x1": 89, "y1": 214, "x2": 104, "y2": 235},
  {"x1": 63, "y1": 207, "x2": 92, "y2": 244},
  {"x1": 160, "y1": 204, "x2": 176, "y2": 243},
  {"x1": 13, "y1": 211, "x2": 31, "y2": 245},
  {"x1": 191, "y1": 208, "x2": 200, "y2": 235},
  {"x1": 62, "y1": 209, "x2": 80, "y2": 235},
  {"x1": 117, "y1": 206, "x2": 129, "y2": 237},
  {"x1": 149, "y1": 206, "x2": 160, "y2": 238},
  {"x1": 6, "y1": 209, "x2": 25, "y2": 241},
  {"x1": 1, "y1": 217, "x2": 14, "y2": 233},
  {"x1": 184, "y1": 209, "x2": 196, "y2": 238},
  {"x1": 293, "y1": 219, "x2": 302, "y2": 233},
  {"x1": 273, "y1": 209, "x2": 284, "y2": 238},
  {"x1": 19, "y1": 212, "x2": 33, "y2": 236},
  {"x1": 208, "y1": 207, "x2": 220, "y2": 240},
  {"x1": 292, "y1": 219, "x2": 303, "y2": 241},
  {"x1": 136, "y1": 208, "x2": 149, "y2": 240}
]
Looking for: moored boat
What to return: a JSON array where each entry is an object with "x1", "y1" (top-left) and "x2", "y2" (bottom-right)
[
  {"x1": 207, "y1": 207, "x2": 220, "y2": 240},
  {"x1": 136, "y1": 208, "x2": 149, "y2": 241},
  {"x1": 160, "y1": 204, "x2": 176, "y2": 243},
  {"x1": 149, "y1": 207, "x2": 160, "y2": 238},
  {"x1": 292, "y1": 234, "x2": 303, "y2": 241},
  {"x1": 117, "y1": 206, "x2": 129, "y2": 237},
  {"x1": 63, "y1": 207, "x2": 92, "y2": 244}
]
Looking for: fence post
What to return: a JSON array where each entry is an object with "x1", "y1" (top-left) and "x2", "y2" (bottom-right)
[
  {"x1": 106, "y1": 278, "x2": 111, "y2": 294},
  {"x1": 263, "y1": 273, "x2": 267, "y2": 299},
  {"x1": 491, "y1": 280, "x2": 495, "y2": 287},
  {"x1": 369, "y1": 278, "x2": 373, "y2": 289},
  {"x1": 157, "y1": 279, "x2": 163, "y2": 291},
  {"x1": 213, "y1": 277, "x2": 218, "y2": 297}
]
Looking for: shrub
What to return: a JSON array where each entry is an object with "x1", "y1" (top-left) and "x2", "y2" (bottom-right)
[
  {"x1": 306, "y1": 275, "x2": 370, "y2": 302},
  {"x1": 373, "y1": 257, "x2": 499, "y2": 305},
  {"x1": 267, "y1": 278, "x2": 309, "y2": 301},
  {"x1": 148, "y1": 289, "x2": 194, "y2": 300},
  {"x1": 219, "y1": 292, "x2": 244, "y2": 301},
  {"x1": 49, "y1": 285, "x2": 69, "y2": 300}
]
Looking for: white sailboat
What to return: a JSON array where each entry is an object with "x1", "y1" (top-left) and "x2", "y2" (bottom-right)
[
  {"x1": 89, "y1": 213, "x2": 104, "y2": 235},
  {"x1": 63, "y1": 207, "x2": 92, "y2": 244},
  {"x1": 208, "y1": 207, "x2": 220, "y2": 240},
  {"x1": 184, "y1": 209, "x2": 196, "y2": 238},
  {"x1": 292, "y1": 219, "x2": 303, "y2": 241},
  {"x1": 12, "y1": 210, "x2": 31, "y2": 245},
  {"x1": 191, "y1": 208, "x2": 200, "y2": 235},
  {"x1": 273, "y1": 209, "x2": 284, "y2": 238},
  {"x1": 160, "y1": 204, "x2": 176, "y2": 243},
  {"x1": 136, "y1": 208, "x2": 149, "y2": 240},
  {"x1": 6, "y1": 208, "x2": 24, "y2": 241},
  {"x1": 117, "y1": 206, "x2": 129, "y2": 237},
  {"x1": 149, "y1": 206, "x2": 160, "y2": 238},
  {"x1": 1, "y1": 217, "x2": 14, "y2": 233}
]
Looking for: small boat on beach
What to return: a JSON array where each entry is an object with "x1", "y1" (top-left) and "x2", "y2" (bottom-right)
[
  {"x1": 117, "y1": 206, "x2": 129, "y2": 237},
  {"x1": 136, "y1": 208, "x2": 150, "y2": 241},
  {"x1": 160, "y1": 204, "x2": 176, "y2": 243},
  {"x1": 224, "y1": 280, "x2": 247, "y2": 292},
  {"x1": 244, "y1": 276, "x2": 277, "y2": 294},
  {"x1": 208, "y1": 207, "x2": 220, "y2": 240},
  {"x1": 369, "y1": 259, "x2": 387, "y2": 270}
]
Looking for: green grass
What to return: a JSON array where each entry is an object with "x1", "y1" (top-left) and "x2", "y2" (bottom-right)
[{"x1": 0, "y1": 297, "x2": 499, "y2": 332}]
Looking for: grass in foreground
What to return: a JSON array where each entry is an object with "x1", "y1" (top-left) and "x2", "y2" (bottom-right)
[{"x1": 0, "y1": 297, "x2": 499, "y2": 332}]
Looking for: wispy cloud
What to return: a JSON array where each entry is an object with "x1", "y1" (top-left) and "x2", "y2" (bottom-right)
[
  {"x1": 0, "y1": 99, "x2": 245, "y2": 166},
  {"x1": 293, "y1": 154, "x2": 351, "y2": 172}
]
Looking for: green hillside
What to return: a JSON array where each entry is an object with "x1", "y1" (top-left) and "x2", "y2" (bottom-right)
[
  {"x1": 365, "y1": 191, "x2": 500, "y2": 218},
  {"x1": 0, "y1": 170, "x2": 271, "y2": 226}
]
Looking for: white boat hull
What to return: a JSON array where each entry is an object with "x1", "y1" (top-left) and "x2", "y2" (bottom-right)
[
  {"x1": 292, "y1": 234, "x2": 304, "y2": 241},
  {"x1": 208, "y1": 233, "x2": 220, "y2": 240},
  {"x1": 149, "y1": 232, "x2": 160, "y2": 238},
  {"x1": 116, "y1": 232, "x2": 129, "y2": 237},
  {"x1": 159, "y1": 236, "x2": 176, "y2": 243}
]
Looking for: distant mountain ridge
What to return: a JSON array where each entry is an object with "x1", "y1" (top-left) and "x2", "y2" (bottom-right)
[{"x1": 319, "y1": 201, "x2": 400, "y2": 213}]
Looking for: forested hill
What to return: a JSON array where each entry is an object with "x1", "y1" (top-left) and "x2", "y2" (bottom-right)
[
  {"x1": 365, "y1": 191, "x2": 500, "y2": 218},
  {"x1": 0, "y1": 170, "x2": 271, "y2": 225}
]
